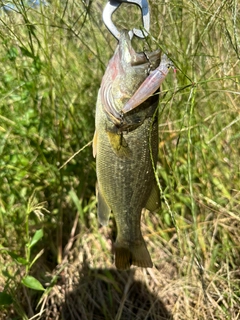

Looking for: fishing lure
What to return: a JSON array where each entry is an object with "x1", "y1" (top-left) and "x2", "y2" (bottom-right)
[{"x1": 121, "y1": 54, "x2": 174, "y2": 114}]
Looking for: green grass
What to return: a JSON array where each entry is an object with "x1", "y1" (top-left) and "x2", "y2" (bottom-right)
[{"x1": 0, "y1": 0, "x2": 239, "y2": 319}]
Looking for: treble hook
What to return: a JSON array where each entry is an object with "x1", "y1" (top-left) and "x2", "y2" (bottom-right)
[{"x1": 102, "y1": 0, "x2": 150, "y2": 40}]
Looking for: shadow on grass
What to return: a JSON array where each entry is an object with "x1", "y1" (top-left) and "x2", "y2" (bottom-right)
[{"x1": 61, "y1": 261, "x2": 173, "y2": 320}]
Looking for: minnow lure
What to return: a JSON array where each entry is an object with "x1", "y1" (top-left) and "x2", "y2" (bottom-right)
[{"x1": 121, "y1": 54, "x2": 174, "y2": 115}]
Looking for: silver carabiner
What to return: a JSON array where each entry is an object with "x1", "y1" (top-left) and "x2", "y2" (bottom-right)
[{"x1": 102, "y1": 0, "x2": 150, "y2": 40}]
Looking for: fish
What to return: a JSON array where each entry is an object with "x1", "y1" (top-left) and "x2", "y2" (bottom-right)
[{"x1": 93, "y1": 31, "x2": 171, "y2": 270}]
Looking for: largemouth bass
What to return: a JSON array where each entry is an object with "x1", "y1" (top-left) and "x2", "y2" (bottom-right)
[{"x1": 93, "y1": 31, "x2": 171, "y2": 270}]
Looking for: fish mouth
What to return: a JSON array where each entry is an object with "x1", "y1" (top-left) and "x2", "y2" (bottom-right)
[{"x1": 119, "y1": 30, "x2": 160, "y2": 69}]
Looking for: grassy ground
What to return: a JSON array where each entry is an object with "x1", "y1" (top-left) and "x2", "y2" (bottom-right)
[{"x1": 0, "y1": 0, "x2": 239, "y2": 319}]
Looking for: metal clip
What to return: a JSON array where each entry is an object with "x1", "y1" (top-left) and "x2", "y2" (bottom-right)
[{"x1": 102, "y1": 0, "x2": 150, "y2": 40}]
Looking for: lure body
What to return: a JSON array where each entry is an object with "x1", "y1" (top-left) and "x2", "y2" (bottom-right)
[{"x1": 121, "y1": 54, "x2": 172, "y2": 114}]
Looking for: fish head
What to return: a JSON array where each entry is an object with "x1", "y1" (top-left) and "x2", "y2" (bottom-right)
[
  {"x1": 112, "y1": 31, "x2": 161, "y2": 104},
  {"x1": 100, "y1": 31, "x2": 161, "y2": 130}
]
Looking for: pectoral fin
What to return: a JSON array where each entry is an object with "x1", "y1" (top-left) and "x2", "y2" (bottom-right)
[
  {"x1": 145, "y1": 182, "x2": 161, "y2": 212},
  {"x1": 107, "y1": 132, "x2": 132, "y2": 159},
  {"x1": 97, "y1": 187, "x2": 111, "y2": 226}
]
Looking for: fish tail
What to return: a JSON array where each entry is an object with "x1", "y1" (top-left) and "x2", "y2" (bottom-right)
[{"x1": 114, "y1": 241, "x2": 153, "y2": 270}]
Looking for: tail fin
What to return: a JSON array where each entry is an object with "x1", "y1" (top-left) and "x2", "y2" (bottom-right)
[{"x1": 114, "y1": 240, "x2": 153, "y2": 270}]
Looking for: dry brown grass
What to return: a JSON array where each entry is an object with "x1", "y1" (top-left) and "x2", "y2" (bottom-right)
[{"x1": 33, "y1": 209, "x2": 240, "y2": 320}]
